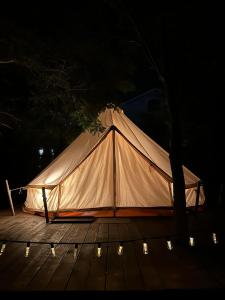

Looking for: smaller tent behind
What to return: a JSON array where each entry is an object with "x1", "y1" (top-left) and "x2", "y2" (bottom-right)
[{"x1": 24, "y1": 107, "x2": 205, "y2": 216}]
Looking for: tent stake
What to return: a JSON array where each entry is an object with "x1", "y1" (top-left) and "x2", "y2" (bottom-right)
[
  {"x1": 5, "y1": 179, "x2": 15, "y2": 216},
  {"x1": 42, "y1": 187, "x2": 50, "y2": 223}
]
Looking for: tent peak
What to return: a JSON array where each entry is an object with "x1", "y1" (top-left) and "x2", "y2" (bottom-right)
[{"x1": 105, "y1": 104, "x2": 124, "y2": 113}]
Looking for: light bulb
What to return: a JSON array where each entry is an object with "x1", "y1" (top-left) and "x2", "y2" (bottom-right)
[
  {"x1": 51, "y1": 243, "x2": 56, "y2": 256},
  {"x1": 117, "y1": 242, "x2": 123, "y2": 256},
  {"x1": 0, "y1": 242, "x2": 6, "y2": 256},
  {"x1": 142, "y1": 241, "x2": 148, "y2": 255},
  {"x1": 74, "y1": 244, "x2": 78, "y2": 259},
  {"x1": 189, "y1": 237, "x2": 195, "y2": 247},
  {"x1": 96, "y1": 243, "x2": 102, "y2": 258},
  {"x1": 166, "y1": 240, "x2": 173, "y2": 250},
  {"x1": 25, "y1": 242, "x2": 31, "y2": 257},
  {"x1": 212, "y1": 233, "x2": 218, "y2": 244}
]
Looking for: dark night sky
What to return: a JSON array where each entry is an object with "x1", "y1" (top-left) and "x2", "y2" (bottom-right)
[{"x1": 0, "y1": 1, "x2": 225, "y2": 207}]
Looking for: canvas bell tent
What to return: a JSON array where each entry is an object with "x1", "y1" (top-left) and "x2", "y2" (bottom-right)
[{"x1": 24, "y1": 107, "x2": 205, "y2": 217}]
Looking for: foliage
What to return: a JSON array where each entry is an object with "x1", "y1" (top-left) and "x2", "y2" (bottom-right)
[
  {"x1": 0, "y1": 3, "x2": 151, "y2": 147},
  {"x1": 0, "y1": 1, "x2": 171, "y2": 193}
]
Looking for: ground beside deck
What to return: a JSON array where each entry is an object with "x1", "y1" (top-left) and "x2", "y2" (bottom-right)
[{"x1": 0, "y1": 207, "x2": 225, "y2": 293}]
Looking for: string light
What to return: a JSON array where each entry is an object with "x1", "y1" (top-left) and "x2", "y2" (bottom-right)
[
  {"x1": 189, "y1": 237, "x2": 195, "y2": 247},
  {"x1": 25, "y1": 242, "x2": 31, "y2": 257},
  {"x1": 96, "y1": 243, "x2": 102, "y2": 258},
  {"x1": 166, "y1": 240, "x2": 173, "y2": 251},
  {"x1": 0, "y1": 242, "x2": 6, "y2": 256},
  {"x1": 142, "y1": 240, "x2": 148, "y2": 255},
  {"x1": 50, "y1": 243, "x2": 56, "y2": 256},
  {"x1": 0, "y1": 229, "x2": 223, "y2": 259},
  {"x1": 212, "y1": 233, "x2": 218, "y2": 244},
  {"x1": 117, "y1": 242, "x2": 123, "y2": 256},
  {"x1": 74, "y1": 243, "x2": 78, "y2": 259}
]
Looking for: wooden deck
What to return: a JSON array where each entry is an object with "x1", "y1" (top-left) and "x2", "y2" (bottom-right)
[{"x1": 0, "y1": 208, "x2": 225, "y2": 292}]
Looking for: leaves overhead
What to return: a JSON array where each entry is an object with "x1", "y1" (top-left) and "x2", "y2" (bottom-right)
[{"x1": 0, "y1": 1, "x2": 158, "y2": 147}]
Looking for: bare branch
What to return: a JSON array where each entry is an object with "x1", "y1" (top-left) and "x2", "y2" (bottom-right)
[
  {"x1": 0, "y1": 60, "x2": 16, "y2": 64},
  {"x1": 0, "y1": 122, "x2": 12, "y2": 129}
]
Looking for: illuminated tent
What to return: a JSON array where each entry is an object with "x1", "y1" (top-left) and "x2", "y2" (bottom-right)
[{"x1": 24, "y1": 107, "x2": 205, "y2": 216}]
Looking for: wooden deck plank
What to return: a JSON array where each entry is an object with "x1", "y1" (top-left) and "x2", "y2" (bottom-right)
[
  {"x1": 0, "y1": 215, "x2": 18, "y2": 227},
  {"x1": 133, "y1": 216, "x2": 176, "y2": 239},
  {"x1": 0, "y1": 218, "x2": 48, "y2": 290},
  {"x1": 8, "y1": 244, "x2": 50, "y2": 290},
  {"x1": 84, "y1": 223, "x2": 109, "y2": 290},
  {"x1": 105, "y1": 224, "x2": 126, "y2": 290},
  {"x1": 131, "y1": 217, "x2": 211, "y2": 290},
  {"x1": 172, "y1": 241, "x2": 222, "y2": 289},
  {"x1": 30, "y1": 223, "x2": 71, "y2": 243},
  {"x1": 24, "y1": 223, "x2": 73, "y2": 290},
  {"x1": 65, "y1": 223, "x2": 100, "y2": 290},
  {"x1": 118, "y1": 223, "x2": 144, "y2": 290},
  {"x1": 3, "y1": 220, "x2": 72, "y2": 290},
  {"x1": 143, "y1": 238, "x2": 211, "y2": 290},
  {"x1": 0, "y1": 214, "x2": 38, "y2": 239},
  {"x1": 132, "y1": 215, "x2": 221, "y2": 289},
  {"x1": 193, "y1": 245, "x2": 225, "y2": 287},
  {"x1": 0, "y1": 216, "x2": 46, "y2": 269},
  {"x1": 46, "y1": 223, "x2": 91, "y2": 290},
  {"x1": 134, "y1": 240, "x2": 165, "y2": 290},
  {"x1": 130, "y1": 220, "x2": 171, "y2": 290}
]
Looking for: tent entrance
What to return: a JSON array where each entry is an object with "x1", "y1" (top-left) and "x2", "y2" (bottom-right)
[{"x1": 55, "y1": 126, "x2": 173, "y2": 215}]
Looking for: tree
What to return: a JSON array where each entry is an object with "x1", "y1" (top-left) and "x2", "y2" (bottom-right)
[
  {"x1": 116, "y1": 0, "x2": 190, "y2": 238},
  {"x1": 1, "y1": 1, "x2": 157, "y2": 197},
  {"x1": 120, "y1": 0, "x2": 225, "y2": 234}
]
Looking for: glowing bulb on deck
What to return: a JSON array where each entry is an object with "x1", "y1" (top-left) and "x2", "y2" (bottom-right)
[
  {"x1": 51, "y1": 243, "x2": 56, "y2": 256},
  {"x1": 96, "y1": 243, "x2": 102, "y2": 258},
  {"x1": 189, "y1": 237, "x2": 195, "y2": 247},
  {"x1": 117, "y1": 242, "x2": 123, "y2": 256},
  {"x1": 0, "y1": 242, "x2": 6, "y2": 256},
  {"x1": 74, "y1": 244, "x2": 78, "y2": 259},
  {"x1": 212, "y1": 233, "x2": 218, "y2": 244},
  {"x1": 166, "y1": 240, "x2": 173, "y2": 250},
  {"x1": 25, "y1": 242, "x2": 30, "y2": 257},
  {"x1": 142, "y1": 241, "x2": 148, "y2": 255}
]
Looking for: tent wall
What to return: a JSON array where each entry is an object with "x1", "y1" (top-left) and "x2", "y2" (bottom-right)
[
  {"x1": 57, "y1": 131, "x2": 114, "y2": 210},
  {"x1": 115, "y1": 131, "x2": 172, "y2": 207},
  {"x1": 185, "y1": 186, "x2": 205, "y2": 207}
]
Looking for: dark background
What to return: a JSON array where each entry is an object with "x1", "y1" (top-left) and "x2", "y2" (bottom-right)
[{"x1": 0, "y1": 1, "x2": 224, "y2": 209}]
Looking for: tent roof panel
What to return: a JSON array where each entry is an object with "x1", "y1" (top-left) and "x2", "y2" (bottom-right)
[{"x1": 27, "y1": 108, "x2": 200, "y2": 188}]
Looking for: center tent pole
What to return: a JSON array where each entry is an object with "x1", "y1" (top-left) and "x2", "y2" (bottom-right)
[{"x1": 112, "y1": 128, "x2": 117, "y2": 217}]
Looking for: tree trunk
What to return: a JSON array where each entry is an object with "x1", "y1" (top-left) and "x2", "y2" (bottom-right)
[
  {"x1": 161, "y1": 16, "x2": 188, "y2": 241},
  {"x1": 169, "y1": 115, "x2": 188, "y2": 240}
]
